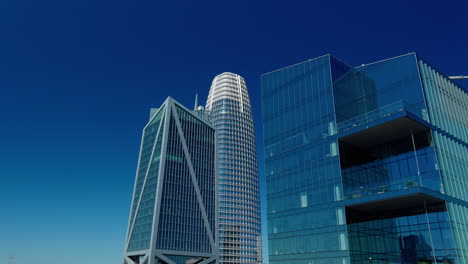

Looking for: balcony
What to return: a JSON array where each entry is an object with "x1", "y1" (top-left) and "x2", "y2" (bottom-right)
[{"x1": 337, "y1": 100, "x2": 428, "y2": 140}]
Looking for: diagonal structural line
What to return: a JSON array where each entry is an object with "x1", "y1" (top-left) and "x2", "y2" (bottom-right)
[
  {"x1": 171, "y1": 104, "x2": 216, "y2": 250},
  {"x1": 139, "y1": 255, "x2": 149, "y2": 264},
  {"x1": 199, "y1": 256, "x2": 216, "y2": 264},
  {"x1": 125, "y1": 131, "x2": 145, "y2": 240},
  {"x1": 149, "y1": 101, "x2": 172, "y2": 261},
  {"x1": 154, "y1": 252, "x2": 176, "y2": 264},
  {"x1": 125, "y1": 107, "x2": 165, "y2": 239},
  {"x1": 125, "y1": 108, "x2": 166, "y2": 250},
  {"x1": 124, "y1": 256, "x2": 136, "y2": 264}
]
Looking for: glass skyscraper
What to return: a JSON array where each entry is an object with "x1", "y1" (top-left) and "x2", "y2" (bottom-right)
[
  {"x1": 261, "y1": 54, "x2": 468, "y2": 264},
  {"x1": 123, "y1": 97, "x2": 218, "y2": 264},
  {"x1": 205, "y1": 72, "x2": 262, "y2": 264}
]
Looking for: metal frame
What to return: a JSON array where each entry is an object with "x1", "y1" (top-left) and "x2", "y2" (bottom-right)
[
  {"x1": 148, "y1": 100, "x2": 172, "y2": 262},
  {"x1": 124, "y1": 105, "x2": 167, "y2": 264},
  {"x1": 171, "y1": 102, "x2": 216, "y2": 249},
  {"x1": 449, "y1": 76, "x2": 467, "y2": 80},
  {"x1": 126, "y1": 107, "x2": 166, "y2": 250},
  {"x1": 125, "y1": 105, "x2": 165, "y2": 238},
  {"x1": 124, "y1": 98, "x2": 218, "y2": 264}
]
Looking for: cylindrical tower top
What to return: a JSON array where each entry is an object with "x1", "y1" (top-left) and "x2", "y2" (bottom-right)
[{"x1": 206, "y1": 72, "x2": 251, "y2": 113}]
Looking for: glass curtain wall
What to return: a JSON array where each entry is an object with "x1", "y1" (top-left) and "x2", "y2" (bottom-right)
[
  {"x1": 419, "y1": 58, "x2": 468, "y2": 263},
  {"x1": 262, "y1": 55, "x2": 350, "y2": 264}
]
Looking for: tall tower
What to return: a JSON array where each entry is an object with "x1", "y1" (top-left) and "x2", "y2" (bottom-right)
[
  {"x1": 206, "y1": 72, "x2": 261, "y2": 264},
  {"x1": 124, "y1": 97, "x2": 218, "y2": 264}
]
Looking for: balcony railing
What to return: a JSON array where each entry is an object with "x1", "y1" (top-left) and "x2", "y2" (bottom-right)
[
  {"x1": 343, "y1": 170, "x2": 441, "y2": 200},
  {"x1": 337, "y1": 100, "x2": 424, "y2": 134}
]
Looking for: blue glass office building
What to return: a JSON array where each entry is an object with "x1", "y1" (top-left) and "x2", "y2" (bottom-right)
[
  {"x1": 261, "y1": 54, "x2": 468, "y2": 264},
  {"x1": 123, "y1": 97, "x2": 218, "y2": 264}
]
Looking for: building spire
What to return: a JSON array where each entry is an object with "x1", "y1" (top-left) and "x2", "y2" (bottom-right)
[{"x1": 194, "y1": 93, "x2": 199, "y2": 110}]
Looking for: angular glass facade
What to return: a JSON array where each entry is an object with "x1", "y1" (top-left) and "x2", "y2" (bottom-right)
[
  {"x1": 262, "y1": 56, "x2": 348, "y2": 264},
  {"x1": 124, "y1": 97, "x2": 218, "y2": 264},
  {"x1": 261, "y1": 53, "x2": 468, "y2": 264},
  {"x1": 206, "y1": 72, "x2": 262, "y2": 264}
]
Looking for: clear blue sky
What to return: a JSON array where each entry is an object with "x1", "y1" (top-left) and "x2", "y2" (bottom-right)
[{"x1": 0, "y1": 0, "x2": 467, "y2": 263}]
